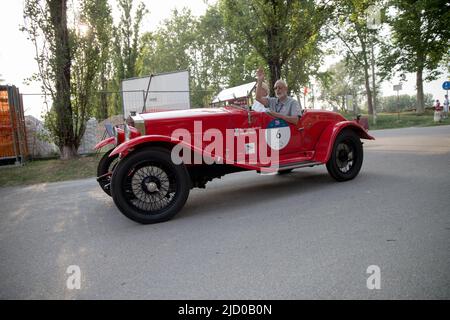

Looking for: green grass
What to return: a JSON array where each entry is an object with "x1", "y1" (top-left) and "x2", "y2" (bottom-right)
[
  {"x1": 0, "y1": 154, "x2": 101, "y2": 188},
  {"x1": 340, "y1": 110, "x2": 450, "y2": 130}
]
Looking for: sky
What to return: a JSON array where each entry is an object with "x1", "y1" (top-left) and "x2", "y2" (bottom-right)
[
  {"x1": 0, "y1": 0, "x2": 211, "y2": 119},
  {"x1": 0, "y1": 0, "x2": 448, "y2": 119}
]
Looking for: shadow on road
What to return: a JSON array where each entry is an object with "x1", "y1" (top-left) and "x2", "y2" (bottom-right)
[{"x1": 177, "y1": 170, "x2": 361, "y2": 221}]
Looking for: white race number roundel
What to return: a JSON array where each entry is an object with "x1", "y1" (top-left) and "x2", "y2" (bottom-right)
[{"x1": 265, "y1": 119, "x2": 291, "y2": 150}]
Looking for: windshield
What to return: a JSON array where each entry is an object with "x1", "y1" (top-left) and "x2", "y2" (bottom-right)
[{"x1": 225, "y1": 103, "x2": 249, "y2": 111}]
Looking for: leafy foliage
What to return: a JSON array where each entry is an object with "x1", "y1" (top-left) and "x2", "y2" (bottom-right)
[
  {"x1": 220, "y1": 0, "x2": 330, "y2": 93},
  {"x1": 379, "y1": 93, "x2": 434, "y2": 112},
  {"x1": 328, "y1": 0, "x2": 387, "y2": 115},
  {"x1": 318, "y1": 59, "x2": 366, "y2": 111},
  {"x1": 381, "y1": 0, "x2": 450, "y2": 113},
  {"x1": 81, "y1": 0, "x2": 114, "y2": 121},
  {"x1": 22, "y1": 0, "x2": 117, "y2": 158},
  {"x1": 22, "y1": 0, "x2": 78, "y2": 159},
  {"x1": 21, "y1": 0, "x2": 449, "y2": 153},
  {"x1": 137, "y1": 6, "x2": 263, "y2": 107},
  {"x1": 111, "y1": 0, "x2": 147, "y2": 114}
]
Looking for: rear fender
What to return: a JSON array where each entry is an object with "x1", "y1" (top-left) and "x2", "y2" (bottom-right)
[
  {"x1": 313, "y1": 121, "x2": 375, "y2": 163},
  {"x1": 94, "y1": 137, "x2": 115, "y2": 150}
]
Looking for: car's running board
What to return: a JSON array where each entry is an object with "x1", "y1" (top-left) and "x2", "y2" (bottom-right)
[{"x1": 260, "y1": 161, "x2": 323, "y2": 173}]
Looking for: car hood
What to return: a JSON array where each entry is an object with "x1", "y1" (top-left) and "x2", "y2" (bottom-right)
[{"x1": 139, "y1": 107, "x2": 236, "y2": 121}]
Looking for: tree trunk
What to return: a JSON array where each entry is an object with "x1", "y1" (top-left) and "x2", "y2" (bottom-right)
[
  {"x1": 371, "y1": 42, "x2": 377, "y2": 124},
  {"x1": 363, "y1": 65, "x2": 374, "y2": 115},
  {"x1": 48, "y1": 0, "x2": 77, "y2": 159},
  {"x1": 416, "y1": 68, "x2": 425, "y2": 114},
  {"x1": 268, "y1": 58, "x2": 282, "y2": 96},
  {"x1": 356, "y1": 27, "x2": 373, "y2": 115},
  {"x1": 61, "y1": 145, "x2": 78, "y2": 160}
]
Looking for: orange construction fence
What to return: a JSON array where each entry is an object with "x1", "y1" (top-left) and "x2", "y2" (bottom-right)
[{"x1": 0, "y1": 85, "x2": 28, "y2": 163}]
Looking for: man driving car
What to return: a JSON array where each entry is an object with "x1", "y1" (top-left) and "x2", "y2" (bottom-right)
[{"x1": 255, "y1": 67, "x2": 302, "y2": 126}]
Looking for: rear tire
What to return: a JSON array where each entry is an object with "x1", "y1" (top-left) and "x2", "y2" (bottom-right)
[
  {"x1": 326, "y1": 129, "x2": 363, "y2": 182},
  {"x1": 111, "y1": 148, "x2": 190, "y2": 224}
]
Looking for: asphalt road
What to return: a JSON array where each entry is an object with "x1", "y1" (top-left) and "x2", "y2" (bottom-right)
[{"x1": 1, "y1": 125, "x2": 449, "y2": 299}]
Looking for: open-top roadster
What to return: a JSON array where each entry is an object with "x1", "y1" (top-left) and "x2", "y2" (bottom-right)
[{"x1": 95, "y1": 106, "x2": 374, "y2": 224}]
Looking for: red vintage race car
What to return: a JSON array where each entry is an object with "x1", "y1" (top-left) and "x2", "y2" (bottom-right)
[{"x1": 94, "y1": 106, "x2": 374, "y2": 224}]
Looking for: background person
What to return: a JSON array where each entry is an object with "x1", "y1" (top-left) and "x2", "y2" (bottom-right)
[
  {"x1": 443, "y1": 94, "x2": 449, "y2": 119},
  {"x1": 434, "y1": 99, "x2": 442, "y2": 122}
]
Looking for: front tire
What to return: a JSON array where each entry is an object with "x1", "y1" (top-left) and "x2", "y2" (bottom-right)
[
  {"x1": 326, "y1": 129, "x2": 363, "y2": 182},
  {"x1": 110, "y1": 148, "x2": 190, "y2": 224}
]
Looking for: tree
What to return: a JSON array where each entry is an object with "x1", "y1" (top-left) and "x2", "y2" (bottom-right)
[
  {"x1": 379, "y1": 93, "x2": 434, "y2": 112},
  {"x1": 444, "y1": 51, "x2": 450, "y2": 75},
  {"x1": 198, "y1": 6, "x2": 264, "y2": 84},
  {"x1": 220, "y1": 0, "x2": 330, "y2": 93},
  {"x1": 71, "y1": 25, "x2": 99, "y2": 154},
  {"x1": 138, "y1": 9, "x2": 196, "y2": 75},
  {"x1": 137, "y1": 9, "x2": 198, "y2": 103},
  {"x1": 23, "y1": 0, "x2": 79, "y2": 159},
  {"x1": 71, "y1": 0, "x2": 114, "y2": 138},
  {"x1": 22, "y1": 0, "x2": 115, "y2": 159},
  {"x1": 192, "y1": 5, "x2": 263, "y2": 105},
  {"x1": 382, "y1": 0, "x2": 450, "y2": 114},
  {"x1": 318, "y1": 59, "x2": 365, "y2": 111},
  {"x1": 112, "y1": 0, "x2": 147, "y2": 114},
  {"x1": 83, "y1": 0, "x2": 114, "y2": 121},
  {"x1": 137, "y1": 6, "x2": 263, "y2": 108},
  {"x1": 329, "y1": 0, "x2": 385, "y2": 115},
  {"x1": 282, "y1": 31, "x2": 325, "y2": 99}
]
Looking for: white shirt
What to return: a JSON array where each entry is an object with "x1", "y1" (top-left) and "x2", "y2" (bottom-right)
[{"x1": 251, "y1": 98, "x2": 269, "y2": 112}]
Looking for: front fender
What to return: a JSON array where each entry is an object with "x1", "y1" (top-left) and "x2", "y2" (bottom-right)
[
  {"x1": 94, "y1": 137, "x2": 115, "y2": 150},
  {"x1": 313, "y1": 121, "x2": 375, "y2": 163}
]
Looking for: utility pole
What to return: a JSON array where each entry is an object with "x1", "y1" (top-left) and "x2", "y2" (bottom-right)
[
  {"x1": 393, "y1": 84, "x2": 402, "y2": 121},
  {"x1": 371, "y1": 41, "x2": 377, "y2": 126},
  {"x1": 367, "y1": 4, "x2": 381, "y2": 126}
]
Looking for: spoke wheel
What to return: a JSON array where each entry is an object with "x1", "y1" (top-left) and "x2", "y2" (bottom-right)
[
  {"x1": 326, "y1": 129, "x2": 363, "y2": 182},
  {"x1": 126, "y1": 163, "x2": 176, "y2": 212},
  {"x1": 111, "y1": 148, "x2": 190, "y2": 224},
  {"x1": 335, "y1": 142, "x2": 354, "y2": 174}
]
